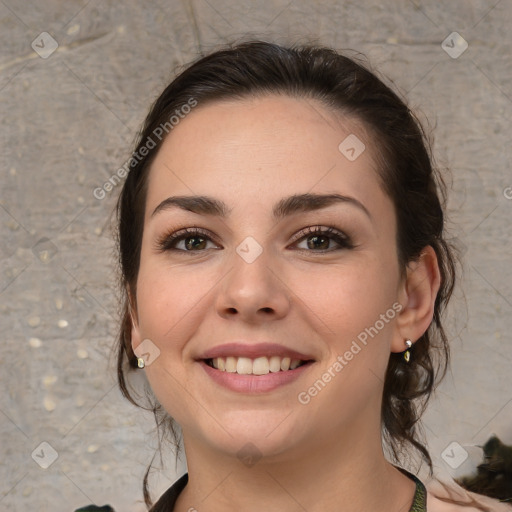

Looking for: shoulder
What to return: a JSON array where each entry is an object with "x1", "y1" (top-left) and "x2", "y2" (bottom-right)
[{"x1": 425, "y1": 479, "x2": 512, "y2": 512}]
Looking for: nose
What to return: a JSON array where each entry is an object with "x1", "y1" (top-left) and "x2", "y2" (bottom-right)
[{"x1": 214, "y1": 243, "x2": 291, "y2": 324}]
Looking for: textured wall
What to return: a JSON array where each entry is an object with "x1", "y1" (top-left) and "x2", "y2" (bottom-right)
[{"x1": 1, "y1": 1, "x2": 511, "y2": 510}]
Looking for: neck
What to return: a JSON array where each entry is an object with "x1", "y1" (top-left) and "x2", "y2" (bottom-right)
[{"x1": 174, "y1": 424, "x2": 416, "y2": 512}]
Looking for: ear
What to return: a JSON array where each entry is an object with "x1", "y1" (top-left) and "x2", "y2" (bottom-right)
[
  {"x1": 127, "y1": 285, "x2": 143, "y2": 353},
  {"x1": 391, "y1": 245, "x2": 441, "y2": 353}
]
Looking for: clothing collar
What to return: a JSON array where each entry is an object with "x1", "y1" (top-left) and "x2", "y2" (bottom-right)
[{"x1": 150, "y1": 468, "x2": 427, "y2": 511}]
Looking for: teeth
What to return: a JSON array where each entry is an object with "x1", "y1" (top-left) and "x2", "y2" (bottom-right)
[
  {"x1": 225, "y1": 356, "x2": 237, "y2": 373},
  {"x1": 253, "y1": 356, "x2": 269, "y2": 375},
  {"x1": 269, "y1": 356, "x2": 281, "y2": 373},
  {"x1": 290, "y1": 359, "x2": 301, "y2": 370},
  {"x1": 236, "y1": 357, "x2": 253, "y2": 375},
  {"x1": 208, "y1": 356, "x2": 307, "y2": 375},
  {"x1": 280, "y1": 357, "x2": 291, "y2": 371}
]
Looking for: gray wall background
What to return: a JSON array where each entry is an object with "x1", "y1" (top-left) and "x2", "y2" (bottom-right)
[{"x1": 1, "y1": 1, "x2": 511, "y2": 510}]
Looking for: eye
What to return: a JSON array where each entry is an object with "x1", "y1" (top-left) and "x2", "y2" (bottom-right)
[
  {"x1": 156, "y1": 225, "x2": 354, "y2": 254},
  {"x1": 290, "y1": 226, "x2": 354, "y2": 253},
  {"x1": 156, "y1": 227, "x2": 221, "y2": 253}
]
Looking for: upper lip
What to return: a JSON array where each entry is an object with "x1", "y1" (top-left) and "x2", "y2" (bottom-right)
[{"x1": 198, "y1": 342, "x2": 315, "y2": 361}]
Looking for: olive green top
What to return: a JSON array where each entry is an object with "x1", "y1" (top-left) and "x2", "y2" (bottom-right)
[
  {"x1": 75, "y1": 466, "x2": 427, "y2": 511},
  {"x1": 400, "y1": 468, "x2": 428, "y2": 512}
]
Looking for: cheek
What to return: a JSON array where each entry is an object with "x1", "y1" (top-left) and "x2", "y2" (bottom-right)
[
  {"x1": 296, "y1": 257, "x2": 399, "y2": 346},
  {"x1": 135, "y1": 260, "x2": 213, "y2": 344},
  {"x1": 134, "y1": 262, "x2": 213, "y2": 424},
  {"x1": 294, "y1": 262, "x2": 399, "y2": 417}
]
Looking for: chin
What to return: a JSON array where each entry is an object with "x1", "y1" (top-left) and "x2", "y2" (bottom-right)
[{"x1": 190, "y1": 409, "x2": 306, "y2": 461}]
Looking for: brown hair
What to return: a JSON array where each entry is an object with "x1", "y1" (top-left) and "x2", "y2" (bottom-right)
[{"x1": 115, "y1": 40, "x2": 458, "y2": 507}]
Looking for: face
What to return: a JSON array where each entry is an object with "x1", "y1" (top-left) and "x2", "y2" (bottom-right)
[{"x1": 131, "y1": 95, "x2": 404, "y2": 461}]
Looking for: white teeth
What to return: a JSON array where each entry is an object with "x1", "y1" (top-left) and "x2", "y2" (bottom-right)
[
  {"x1": 209, "y1": 355, "x2": 307, "y2": 375},
  {"x1": 290, "y1": 359, "x2": 301, "y2": 370},
  {"x1": 225, "y1": 356, "x2": 237, "y2": 373},
  {"x1": 269, "y1": 356, "x2": 281, "y2": 373},
  {"x1": 236, "y1": 357, "x2": 253, "y2": 375},
  {"x1": 252, "y1": 356, "x2": 270, "y2": 375}
]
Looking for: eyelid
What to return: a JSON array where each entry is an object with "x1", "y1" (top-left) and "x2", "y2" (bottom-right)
[
  {"x1": 289, "y1": 225, "x2": 349, "y2": 243},
  {"x1": 156, "y1": 224, "x2": 354, "y2": 254},
  {"x1": 289, "y1": 225, "x2": 355, "y2": 251},
  {"x1": 154, "y1": 226, "x2": 222, "y2": 252}
]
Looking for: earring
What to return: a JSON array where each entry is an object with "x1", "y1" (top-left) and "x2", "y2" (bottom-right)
[
  {"x1": 404, "y1": 339, "x2": 413, "y2": 363},
  {"x1": 137, "y1": 357, "x2": 145, "y2": 369}
]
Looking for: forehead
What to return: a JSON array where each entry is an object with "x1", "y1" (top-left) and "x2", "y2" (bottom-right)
[{"x1": 144, "y1": 94, "x2": 389, "y2": 222}]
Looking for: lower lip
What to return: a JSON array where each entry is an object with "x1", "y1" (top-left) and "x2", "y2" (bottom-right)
[{"x1": 198, "y1": 360, "x2": 314, "y2": 393}]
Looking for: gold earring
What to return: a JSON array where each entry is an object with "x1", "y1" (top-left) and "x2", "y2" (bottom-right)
[
  {"x1": 137, "y1": 357, "x2": 145, "y2": 369},
  {"x1": 404, "y1": 339, "x2": 413, "y2": 363}
]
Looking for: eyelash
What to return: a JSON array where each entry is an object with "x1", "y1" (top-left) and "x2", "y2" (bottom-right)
[{"x1": 155, "y1": 225, "x2": 355, "y2": 254}]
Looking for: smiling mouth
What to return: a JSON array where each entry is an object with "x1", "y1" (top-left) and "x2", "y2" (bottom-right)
[{"x1": 203, "y1": 356, "x2": 312, "y2": 375}]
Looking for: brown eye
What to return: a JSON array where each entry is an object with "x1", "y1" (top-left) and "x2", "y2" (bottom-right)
[
  {"x1": 183, "y1": 235, "x2": 208, "y2": 251},
  {"x1": 305, "y1": 234, "x2": 330, "y2": 250},
  {"x1": 292, "y1": 226, "x2": 354, "y2": 253},
  {"x1": 156, "y1": 228, "x2": 220, "y2": 253}
]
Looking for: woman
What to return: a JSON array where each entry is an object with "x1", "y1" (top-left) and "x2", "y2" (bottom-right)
[{"x1": 78, "y1": 41, "x2": 511, "y2": 511}]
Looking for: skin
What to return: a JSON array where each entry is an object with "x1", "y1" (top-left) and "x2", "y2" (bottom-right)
[{"x1": 130, "y1": 95, "x2": 441, "y2": 512}]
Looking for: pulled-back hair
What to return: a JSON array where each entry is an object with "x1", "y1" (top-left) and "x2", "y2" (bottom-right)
[{"x1": 115, "y1": 40, "x2": 458, "y2": 508}]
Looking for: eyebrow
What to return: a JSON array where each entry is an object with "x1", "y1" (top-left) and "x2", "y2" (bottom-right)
[{"x1": 151, "y1": 192, "x2": 372, "y2": 221}]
